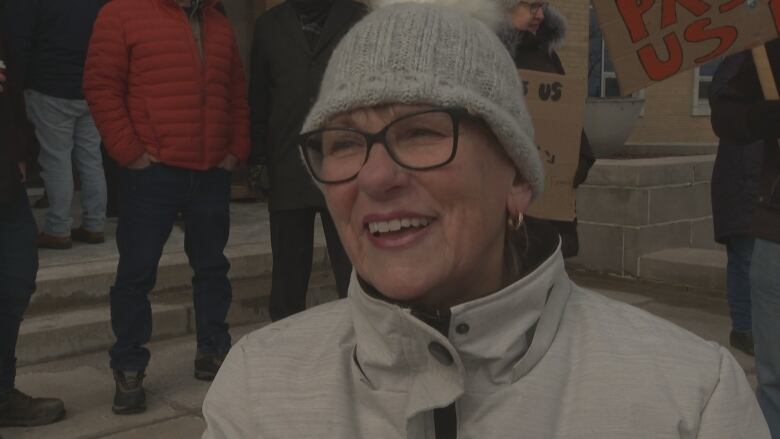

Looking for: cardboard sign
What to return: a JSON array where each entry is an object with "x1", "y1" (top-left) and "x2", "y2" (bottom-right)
[
  {"x1": 520, "y1": 69, "x2": 585, "y2": 222},
  {"x1": 592, "y1": 0, "x2": 780, "y2": 95}
]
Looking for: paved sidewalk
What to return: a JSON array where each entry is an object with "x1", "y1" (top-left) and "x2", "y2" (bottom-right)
[{"x1": 0, "y1": 271, "x2": 757, "y2": 439}]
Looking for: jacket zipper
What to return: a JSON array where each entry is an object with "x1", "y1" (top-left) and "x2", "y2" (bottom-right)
[
  {"x1": 410, "y1": 308, "x2": 458, "y2": 439},
  {"x1": 175, "y1": 4, "x2": 207, "y2": 165}
]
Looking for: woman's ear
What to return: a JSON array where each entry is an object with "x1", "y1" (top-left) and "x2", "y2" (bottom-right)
[{"x1": 506, "y1": 172, "x2": 534, "y2": 216}]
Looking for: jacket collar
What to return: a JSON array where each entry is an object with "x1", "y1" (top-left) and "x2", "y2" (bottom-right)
[{"x1": 349, "y1": 225, "x2": 572, "y2": 417}]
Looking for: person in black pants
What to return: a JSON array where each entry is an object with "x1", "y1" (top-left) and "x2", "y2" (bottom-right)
[
  {"x1": 0, "y1": 0, "x2": 65, "y2": 425},
  {"x1": 249, "y1": 0, "x2": 366, "y2": 321},
  {"x1": 709, "y1": 51, "x2": 763, "y2": 357}
]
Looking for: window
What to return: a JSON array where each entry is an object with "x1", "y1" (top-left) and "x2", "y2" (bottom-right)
[
  {"x1": 588, "y1": 5, "x2": 644, "y2": 100},
  {"x1": 692, "y1": 59, "x2": 722, "y2": 116}
]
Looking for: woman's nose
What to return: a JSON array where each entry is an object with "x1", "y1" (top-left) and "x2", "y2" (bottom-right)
[{"x1": 356, "y1": 142, "x2": 405, "y2": 195}]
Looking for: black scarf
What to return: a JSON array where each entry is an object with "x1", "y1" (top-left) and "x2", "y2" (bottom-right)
[
  {"x1": 182, "y1": 0, "x2": 205, "y2": 18},
  {"x1": 290, "y1": 0, "x2": 335, "y2": 48}
]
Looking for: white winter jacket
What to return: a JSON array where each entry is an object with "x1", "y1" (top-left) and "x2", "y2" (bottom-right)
[{"x1": 202, "y1": 234, "x2": 769, "y2": 438}]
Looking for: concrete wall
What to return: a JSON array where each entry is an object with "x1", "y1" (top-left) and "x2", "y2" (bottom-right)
[{"x1": 570, "y1": 155, "x2": 720, "y2": 277}]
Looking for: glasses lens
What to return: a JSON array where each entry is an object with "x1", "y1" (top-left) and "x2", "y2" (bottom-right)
[
  {"x1": 302, "y1": 129, "x2": 367, "y2": 183},
  {"x1": 386, "y1": 110, "x2": 456, "y2": 170}
]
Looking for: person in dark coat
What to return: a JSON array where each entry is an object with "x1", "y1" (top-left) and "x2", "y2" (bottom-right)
[
  {"x1": 710, "y1": 37, "x2": 780, "y2": 437},
  {"x1": 499, "y1": 1, "x2": 595, "y2": 258},
  {"x1": 248, "y1": 0, "x2": 365, "y2": 321},
  {"x1": 709, "y1": 51, "x2": 764, "y2": 357},
  {"x1": 0, "y1": 0, "x2": 65, "y2": 426}
]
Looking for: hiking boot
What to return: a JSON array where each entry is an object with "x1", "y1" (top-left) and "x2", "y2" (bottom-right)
[
  {"x1": 36, "y1": 232, "x2": 72, "y2": 250},
  {"x1": 730, "y1": 330, "x2": 755, "y2": 356},
  {"x1": 0, "y1": 389, "x2": 65, "y2": 427},
  {"x1": 112, "y1": 370, "x2": 146, "y2": 415},
  {"x1": 194, "y1": 351, "x2": 226, "y2": 381},
  {"x1": 71, "y1": 227, "x2": 105, "y2": 244}
]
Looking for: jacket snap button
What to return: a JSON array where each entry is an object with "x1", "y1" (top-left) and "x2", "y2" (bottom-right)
[
  {"x1": 428, "y1": 342, "x2": 454, "y2": 366},
  {"x1": 455, "y1": 323, "x2": 470, "y2": 335}
]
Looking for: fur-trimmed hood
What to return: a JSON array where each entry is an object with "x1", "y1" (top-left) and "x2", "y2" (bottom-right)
[
  {"x1": 498, "y1": 2, "x2": 567, "y2": 56},
  {"x1": 535, "y1": 4, "x2": 567, "y2": 51}
]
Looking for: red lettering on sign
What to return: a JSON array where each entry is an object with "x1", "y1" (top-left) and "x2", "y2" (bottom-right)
[
  {"x1": 718, "y1": 0, "x2": 745, "y2": 13},
  {"x1": 772, "y1": 0, "x2": 780, "y2": 34},
  {"x1": 661, "y1": 0, "x2": 711, "y2": 28},
  {"x1": 637, "y1": 33, "x2": 684, "y2": 80},
  {"x1": 683, "y1": 19, "x2": 738, "y2": 64},
  {"x1": 616, "y1": 0, "x2": 655, "y2": 43}
]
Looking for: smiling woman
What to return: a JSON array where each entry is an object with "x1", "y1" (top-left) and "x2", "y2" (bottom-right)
[{"x1": 201, "y1": 0, "x2": 770, "y2": 438}]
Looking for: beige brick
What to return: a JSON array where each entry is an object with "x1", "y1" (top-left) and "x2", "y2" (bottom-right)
[
  {"x1": 577, "y1": 185, "x2": 649, "y2": 226},
  {"x1": 647, "y1": 183, "x2": 711, "y2": 223}
]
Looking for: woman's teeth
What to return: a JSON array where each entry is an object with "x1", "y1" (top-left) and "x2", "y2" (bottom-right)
[{"x1": 368, "y1": 217, "x2": 431, "y2": 235}]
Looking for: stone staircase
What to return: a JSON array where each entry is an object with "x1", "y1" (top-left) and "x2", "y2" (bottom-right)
[
  {"x1": 20, "y1": 197, "x2": 339, "y2": 367},
  {"x1": 570, "y1": 153, "x2": 728, "y2": 294}
]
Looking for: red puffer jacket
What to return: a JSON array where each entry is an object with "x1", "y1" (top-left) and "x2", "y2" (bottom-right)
[{"x1": 83, "y1": 0, "x2": 249, "y2": 169}]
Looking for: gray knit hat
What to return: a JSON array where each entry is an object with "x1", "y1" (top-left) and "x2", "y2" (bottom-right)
[{"x1": 302, "y1": 0, "x2": 544, "y2": 197}]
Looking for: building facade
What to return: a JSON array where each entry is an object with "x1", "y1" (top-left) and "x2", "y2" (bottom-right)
[{"x1": 233, "y1": 0, "x2": 718, "y2": 150}]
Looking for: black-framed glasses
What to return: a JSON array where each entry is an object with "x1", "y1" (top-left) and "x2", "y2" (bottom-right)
[
  {"x1": 298, "y1": 107, "x2": 466, "y2": 184},
  {"x1": 518, "y1": 1, "x2": 548, "y2": 13}
]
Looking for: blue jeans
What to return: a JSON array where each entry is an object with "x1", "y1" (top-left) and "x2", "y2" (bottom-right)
[
  {"x1": 752, "y1": 238, "x2": 780, "y2": 438},
  {"x1": 109, "y1": 164, "x2": 232, "y2": 371},
  {"x1": 726, "y1": 236, "x2": 754, "y2": 333},
  {"x1": 0, "y1": 190, "x2": 38, "y2": 396},
  {"x1": 25, "y1": 89, "x2": 106, "y2": 236}
]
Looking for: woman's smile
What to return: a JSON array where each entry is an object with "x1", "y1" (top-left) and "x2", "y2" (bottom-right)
[{"x1": 363, "y1": 212, "x2": 437, "y2": 248}]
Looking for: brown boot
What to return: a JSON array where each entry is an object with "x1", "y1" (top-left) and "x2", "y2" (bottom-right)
[
  {"x1": 37, "y1": 233, "x2": 72, "y2": 250},
  {"x1": 71, "y1": 227, "x2": 105, "y2": 244}
]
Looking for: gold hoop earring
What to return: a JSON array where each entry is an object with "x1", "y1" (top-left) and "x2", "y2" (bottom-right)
[{"x1": 507, "y1": 211, "x2": 524, "y2": 231}]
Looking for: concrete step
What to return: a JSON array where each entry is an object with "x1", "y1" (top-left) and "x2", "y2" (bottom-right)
[
  {"x1": 17, "y1": 270, "x2": 339, "y2": 367},
  {"x1": 28, "y1": 198, "x2": 333, "y2": 315},
  {"x1": 639, "y1": 248, "x2": 726, "y2": 293},
  {"x1": 30, "y1": 241, "x2": 331, "y2": 314}
]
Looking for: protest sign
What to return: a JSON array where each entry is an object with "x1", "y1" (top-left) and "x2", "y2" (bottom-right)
[
  {"x1": 520, "y1": 69, "x2": 586, "y2": 222},
  {"x1": 592, "y1": 0, "x2": 780, "y2": 95}
]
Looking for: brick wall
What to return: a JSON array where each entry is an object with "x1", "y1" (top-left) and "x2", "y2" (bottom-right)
[
  {"x1": 626, "y1": 70, "x2": 718, "y2": 146},
  {"x1": 554, "y1": 0, "x2": 717, "y2": 148},
  {"x1": 553, "y1": 1, "x2": 590, "y2": 88}
]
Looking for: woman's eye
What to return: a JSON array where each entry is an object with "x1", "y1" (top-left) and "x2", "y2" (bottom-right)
[
  {"x1": 326, "y1": 140, "x2": 362, "y2": 155},
  {"x1": 402, "y1": 128, "x2": 445, "y2": 140}
]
